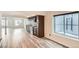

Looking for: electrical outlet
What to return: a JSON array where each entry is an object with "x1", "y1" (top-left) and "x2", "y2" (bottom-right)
[{"x1": 49, "y1": 34, "x2": 51, "y2": 36}]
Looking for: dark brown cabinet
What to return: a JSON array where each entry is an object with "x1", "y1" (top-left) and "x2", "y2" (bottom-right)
[{"x1": 28, "y1": 15, "x2": 44, "y2": 38}]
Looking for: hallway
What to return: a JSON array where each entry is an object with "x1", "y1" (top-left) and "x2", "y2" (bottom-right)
[{"x1": 0, "y1": 28, "x2": 65, "y2": 48}]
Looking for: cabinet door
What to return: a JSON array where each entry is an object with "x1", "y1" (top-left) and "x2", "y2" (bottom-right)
[{"x1": 33, "y1": 27, "x2": 37, "y2": 36}]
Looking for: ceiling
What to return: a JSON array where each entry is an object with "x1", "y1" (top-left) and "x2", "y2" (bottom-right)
[
  {"x1": 0, "y1": 11, "x2": 73, "y2": 18},
  {"x1": 0, "y1": 11, "x2": 49, "y2": 18}
]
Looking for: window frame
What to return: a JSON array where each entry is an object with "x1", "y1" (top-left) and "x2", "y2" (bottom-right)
[{"x1": 54, "y1": 11, "x2": 79, "y2": 39}]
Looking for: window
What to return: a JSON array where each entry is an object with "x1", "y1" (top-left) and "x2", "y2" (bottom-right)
[
  {"x1": 1, "y1": 17, "x2": 8, "y2": 26},
  {"x1": 15, "y1": 18, "x2": 24, "y2": 26},
  {"x1": 24, "y1": 19, "x2": 30, "y2": 25},
  {"x1": 65, "y1": 14, "x2": 79, "y2": 38},
  {"x1": 1, "y1": 20, "x2": 5, "y2": 26},
  {"x1": 15, "y1": 20, "x2": 22, "y2": 26},
  {"x1": 54, "y1": 12, "x2": 79, "y2": 39},
  {"x1": 54, "y1": 16, "x2": 64, "y2": 34}
]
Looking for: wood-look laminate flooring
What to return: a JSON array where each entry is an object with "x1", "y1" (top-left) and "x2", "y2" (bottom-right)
[{"x1": 0, "y1": 28, "x2": 65, "y2": 48}]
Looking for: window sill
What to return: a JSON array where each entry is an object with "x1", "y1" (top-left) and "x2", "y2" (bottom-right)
[{"x1": 53, "y1": 33, "x2": 79, "y2": 42}]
